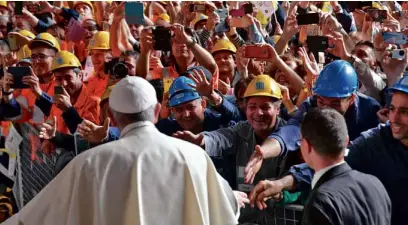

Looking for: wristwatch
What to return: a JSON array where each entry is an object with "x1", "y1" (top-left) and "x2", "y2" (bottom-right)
[{"x1": 186, "y1": 38, "x2": 197, "y2": 48}]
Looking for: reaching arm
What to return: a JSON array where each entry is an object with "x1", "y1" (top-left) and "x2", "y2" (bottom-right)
[{"x1": 189, "y1": 41, "x2": 217, "y2": 74}]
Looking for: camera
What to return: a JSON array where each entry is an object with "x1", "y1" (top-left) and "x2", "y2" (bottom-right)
[
  {"x1": 306, "y1": 36, "x2": 329, "y2": 52},
  {"x1": 104, "y1": 57, "x2": 128, "y2": 79},
  {"x1": 391, "y1": 49, "x2": 406, "y2": 59}
]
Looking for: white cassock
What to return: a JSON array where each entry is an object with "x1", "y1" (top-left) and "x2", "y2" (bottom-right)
[{"x1": 3, "y1": 122, "x2": 239, "y2": 225}]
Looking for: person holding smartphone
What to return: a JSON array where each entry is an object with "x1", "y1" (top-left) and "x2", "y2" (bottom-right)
[
  {"x1": 2, "y1": 33, "x2": 60, "y2": 125},
  {"x1": 48, "y1": 50, "x2": 100, "y2": 134}
]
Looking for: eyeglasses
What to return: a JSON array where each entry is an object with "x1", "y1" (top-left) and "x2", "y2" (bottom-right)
[{"x1": 31, "y1": 53, "x2": 54, "y2": 62}]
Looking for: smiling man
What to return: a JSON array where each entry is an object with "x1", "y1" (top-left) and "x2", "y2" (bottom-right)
[
  {"x1": 249, "y1": 74, "x2": 408, "y2": 225},
  {"x1": 155, "y1": 72, "x2": 238, "y2": 136},
  {"x1": 174, "y1": 75, "x2": 287, "y2": 224}
]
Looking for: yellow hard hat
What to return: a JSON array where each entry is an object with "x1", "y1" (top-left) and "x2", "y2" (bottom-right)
[
  {"x1": 192, "y1": 13, "x2": 208, "y2": 29},
  {"x1": 88, "y1": 31, "x2": 110, "y2": 50},
  {"x1": 244, "y1": 75, "x2": 282, "y2": 99},
  {"x1": 29, "y1": 33, "x2": 61, "y2": 52},
  {"x1": 0, "y1": 1, "x2": 7, "y2": 9},
  {"x1": 51, "y1": 50, "x2": 82, "y2": 71},
  {"x1": 211, "y1": 39, "x2": 237, "y2": 55},
  {"x1": 372, "y1": 2, "x2": 383, "y2": 10},
  {"x1": 16, "y1": 45, "x2": 31, "y2": 60},
  {"x1": 18, "y1": 30, "x2": 35, "y2": 39},
  {"x1": 154, "y1": 13, "x2": 170, "y2": 23},
  {"x1": 73, "y1": 1, "x2": 94, "y2": 13},
  {"x1": 101, "y1": 85, "x2": 115, "y2": 102}
]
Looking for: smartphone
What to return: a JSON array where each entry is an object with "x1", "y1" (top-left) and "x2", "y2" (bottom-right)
[
  {"x1": 54, "y1": 86, "x2": 64, "y2": 95},
  {"x1": 306, "y1": 36, "x2": 329, "y2": 52},
  {"x1": 8, "y1": 67, "x2": 30, "y2": 89},
  {"x1": 189, "y1": 4, "x2": 206, "y2": 13},
  {"x1": 391, "y1": 49, "x2": 406, "y2": 59},
  {"x1": 152, "y1": 26, "x2": 172, "y2": 51},
  {"x1": 382, "y1": 32, "x2": 408, "y2": 45},
  {"x1": 229, "y1": 17, "x2": 248, "y2": 28},
  {"x1": 7, "y1": 34, "x2": 18, "y2": 51},
  {"x1": 125, "y1": 2, "x2": 145, "y2": 25},
  {"x1": 15, "y1": 2, "x2": 23, "y2": 15},
  {"x1": 297, "y1": 13, "x2": 320, "y2": 25},
  {"x1": 244, "y1": 45, "x2": 269, "y2": 59},
  {"x1": 163, "y1": 78, "x2": 173, "y2": 93},
  {"x1": 366, "y1": 9, "x2": 387, "y2": 22},
  {"x1": 215, "y1": 9, "x2": 228, "y2": 20}
]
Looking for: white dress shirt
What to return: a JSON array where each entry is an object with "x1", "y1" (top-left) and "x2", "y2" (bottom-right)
[{"x1": 311, "y1": 161, "x2": 346, "y2": 189}]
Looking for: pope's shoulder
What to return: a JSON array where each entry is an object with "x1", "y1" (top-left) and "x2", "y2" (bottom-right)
[{"x1": 74, "y1": 128, "x2": 210, "y2": 167}]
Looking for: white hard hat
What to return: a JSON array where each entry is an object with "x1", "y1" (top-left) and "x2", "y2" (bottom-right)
[{"x1": 109, "y1": 76, "x2": 158, "y2": 114}]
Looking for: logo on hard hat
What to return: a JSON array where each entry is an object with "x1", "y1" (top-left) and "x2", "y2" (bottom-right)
[
  {"x1": 90, "y1": 39, "x2": 95, "y2": 47},
  {"x1": 57, "y1": 57, "x2": 63, "y2": 65},
  {"x1": 256, "y1": 82, "x2": 265, "y2": 90}
]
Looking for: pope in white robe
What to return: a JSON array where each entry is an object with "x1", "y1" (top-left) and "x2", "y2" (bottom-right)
[{"x1": 3, "y1": 76, "x2": 240, "y2": 225}]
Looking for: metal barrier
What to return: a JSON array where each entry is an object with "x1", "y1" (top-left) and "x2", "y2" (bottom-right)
[
  {"x1": 266, "y1": 204, "x2": 303, "y2": 225},
  {"x1": 12, "y1": 123, "x2": 58, "y2": 209},
  {"x1": 9, "y1": 123, "x2": 304, "y2": 224},
  {"x1": 240, "y1": 204, "x2": 303, "y2": 225}
]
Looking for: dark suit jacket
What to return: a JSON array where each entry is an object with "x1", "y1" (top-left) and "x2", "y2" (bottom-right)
[{"x1": 302, "y1": 163, "x2": 391, "y2": 225}]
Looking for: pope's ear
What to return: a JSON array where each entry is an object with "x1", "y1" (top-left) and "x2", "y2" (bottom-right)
[{"x1": 153, "y1": 103, "x2": 162, "y2": 123}]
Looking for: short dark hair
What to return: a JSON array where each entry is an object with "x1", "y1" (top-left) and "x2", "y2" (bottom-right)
[
  {"x1": 300, "y1": 108, "x2": 348, "y2": 159},
  {"x1": 122, "y1": 50, "x2": 139, "y2": 59},
  {"x1": 355, "y1": 41, "x2": 374, "y2": 49}
]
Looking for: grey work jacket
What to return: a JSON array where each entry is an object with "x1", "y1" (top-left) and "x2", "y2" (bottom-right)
[{"x1": 203, "y1": 118, "x2": 287, "y2": 190}]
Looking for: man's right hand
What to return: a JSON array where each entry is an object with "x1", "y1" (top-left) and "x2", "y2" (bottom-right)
[
  {"x1": 244, "y1": 145, "x2": 264, "y2": 184},
  {"x1": 249, "y1": 179, "x2": 285, "y2": 210},
  {"x1": 77, "y1": 118, "x2": 111, "y2": 144},
  {"x1": 140, "y1": 28, "x2": 154, "y2": 55},
  {"x1": 172, "y1": 131, "x2": 205, "y2": 147}
]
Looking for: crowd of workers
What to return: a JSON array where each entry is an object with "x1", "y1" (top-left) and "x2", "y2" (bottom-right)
[{"x1": 0, "y1": 1, "x2": 407, "y2": 225}]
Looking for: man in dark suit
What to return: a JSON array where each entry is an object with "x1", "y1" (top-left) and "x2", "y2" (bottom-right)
[{"x1": 299, "y1": 108, "x2": 391, "y2": 225}]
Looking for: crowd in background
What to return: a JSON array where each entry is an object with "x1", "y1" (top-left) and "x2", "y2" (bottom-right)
[{"x1": 0, "y1": 1, "x2": 408, "y2": 224}]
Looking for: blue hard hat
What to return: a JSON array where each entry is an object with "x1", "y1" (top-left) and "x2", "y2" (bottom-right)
[
  {"x1": 168, "y1": 76, "x2": 200, "y2": 107},
  {"x1": 313, "y1": 60, "x2": 358, "y2": 98},
  {"x1": 388, "y1": 73, "x2": 408, "y2": 95}
]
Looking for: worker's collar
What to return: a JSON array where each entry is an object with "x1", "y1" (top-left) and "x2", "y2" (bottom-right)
[{"x1": 120, "y1": 121, "x2": 155, "y2": 138}]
